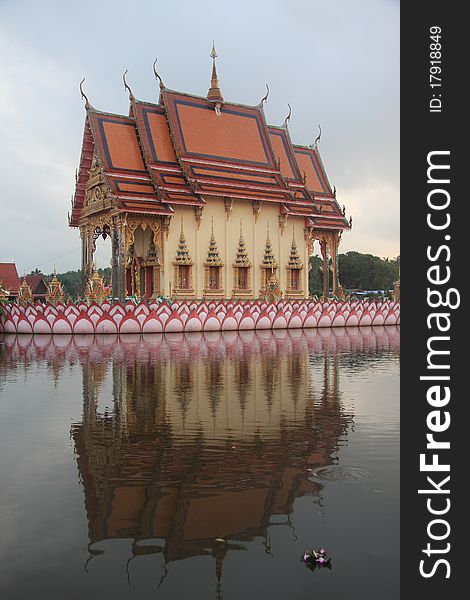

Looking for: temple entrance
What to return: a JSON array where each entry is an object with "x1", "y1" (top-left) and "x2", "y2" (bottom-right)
[
  {"x1": 92, "y1": 226, "x2": 112, "y2": 275},
  {"x1": 125, "y1": 225, "x2": 162, "y2": 301}
]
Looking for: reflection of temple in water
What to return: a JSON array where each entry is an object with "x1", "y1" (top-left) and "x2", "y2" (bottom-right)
[
  {"x1": 71, "y1": 331, "x2": 357, "y2": 577},
  {"x1": 0, "y1": 327, "x2": 400, "y2": 591}
]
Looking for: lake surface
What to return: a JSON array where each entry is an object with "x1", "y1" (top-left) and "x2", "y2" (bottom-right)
[{"x1": 0, "y1": 326, "x2": 399, "y2": 600}]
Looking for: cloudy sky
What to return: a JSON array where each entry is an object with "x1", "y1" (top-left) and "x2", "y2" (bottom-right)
[{"x1": 0, "y1": 0, "x2": 399, "y2": 274}]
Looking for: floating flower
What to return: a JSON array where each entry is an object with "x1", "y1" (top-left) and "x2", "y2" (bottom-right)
[{"x1": 301, "y1": 547, "x2": 332, "y2": 571}]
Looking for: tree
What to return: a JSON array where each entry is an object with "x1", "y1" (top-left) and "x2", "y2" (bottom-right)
[
  {"x1": 338, "y1": 252, "x2": 399, "y2": 291},
  {"x1": 45, "y1": 268, "x2": 112, "y2": 299}
]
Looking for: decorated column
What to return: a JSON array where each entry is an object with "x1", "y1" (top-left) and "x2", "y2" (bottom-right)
[
  {"x1": 329, "y1": 232, "x2": 340, "y2": 297},
  {"x1": 111, "y1": 221, "x2": 120, "y2": 300},
  {"x1": 80, "y1": 227, "x2": 88, "y2": 296},
  {"x1": 320, "y1": 238, "x2": 329, "y2": 300}
]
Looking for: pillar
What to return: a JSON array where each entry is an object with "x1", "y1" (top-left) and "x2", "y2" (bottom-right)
[
  {"x1": 87, "y1": 227, "x2": 94, "y2": 277},
  {"x1": 225, "y1": 213, "x2": 229, "y2": 299},
  {"x1": 80, "y1": 228, "x2": 88, "y2": 297},
  {"x1": 330, "y1": 233, "x2": 339, "y2": 297},
  {"x1": 320, "y1": 238, "x2": 329, "y2": 299},
  {"x1": 252, "y1": 214, "x2": 257, "y2": 298},
  {"x1": 195, "y1": 217, "x2": 200, "y2": 298},
  {"x1": 111, "y1": 223, "x2": 119, "y2": 300},
  {"x1": 278, "y1": 219, "x2": 283, "y2": 293},
  {"x1": 113, "y1": 220, "x2": 126, "y2": 303},
  {"x1": 304, "y1": 234, "x2": 309, "y2": 298}
]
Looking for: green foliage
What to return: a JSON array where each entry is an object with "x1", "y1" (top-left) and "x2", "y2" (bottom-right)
[
  {"x1": 338, "y1": 252, "x2": 399, "y2": 291},
  {"x1": 0, "y1": 298, "x2": 7, "y2": 318},
  {"x1": 308, "y1": 255, "x2": 327, "y2": 296},
  {"x1": 309, "y1": 251, "x2": 399, "y2": 296},
  {"x1": 44, "y1": 268, "x2": 112, "y2": 300}
]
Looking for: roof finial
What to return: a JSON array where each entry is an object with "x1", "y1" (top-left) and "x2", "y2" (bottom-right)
[
  {"x1": 211, "y1": 41, "x2": 217, "y2": 60},
  {"x1": 79, "y1": 78, "x2": 90, "y2": 109},
  {"x1": 122, "y1": 70, "x2": 134, "y2": 100},
  {"x1": 314, "y1": 123, "x2": 322, "y2": 147},
  {"x1": 260, "y1": 84, "x2": 269, "y2": 106},
  {"x1": 283, "y1": 103, "x2": 292, "y2": 128},
  {"x1": 152, "y1": 58, "x2": 164, "y2": 89},
  {"x1": 207, "y1": 41, "x2": 224, "y2": 107}
]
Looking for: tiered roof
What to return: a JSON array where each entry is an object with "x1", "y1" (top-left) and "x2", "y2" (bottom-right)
[
  {"x1": 233, "y1": 221, "x2": 251, "y2": 267},
  {"x1": 205, "y1": 220, "x2": 223, "y2": 266},
  {"x1": 70, "y1": 51, "x2": 351, "y2": 233},
  {"x1": 0, "y1": 263, "x2": 20, "y2": 294},
  {"x1": 288, "y1": 228, "x2": 303, "y2": 269},
  {"x1": 261, "y1": 225, "x2": 277, "y2": 269},
  {"x1": 174, "y1": 220, "x2": 193, "y2": 265}
]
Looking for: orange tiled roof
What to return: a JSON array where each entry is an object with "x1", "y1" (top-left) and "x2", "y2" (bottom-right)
[
  {"x1": 132, "y1": 99, "x2": 203, "y2": 207},
  {"x1": 87, "y1": 110, "x2": 173, "y2": 217},
  {"x1": 70, "y1": 80, "x2": 350, "y2": 232}
]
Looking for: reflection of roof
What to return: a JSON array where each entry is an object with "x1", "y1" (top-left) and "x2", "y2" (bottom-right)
[
  {"x1": 0, "y1": 263, "x2": 20, "y2": 293},
  {"x1": 70, "y1": 64, "x2": 351, "y2": 230}
]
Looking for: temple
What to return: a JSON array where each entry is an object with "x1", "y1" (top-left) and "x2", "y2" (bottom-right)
[{"x1": 70, "y1": 46, "x2": 351, "y2": 301}]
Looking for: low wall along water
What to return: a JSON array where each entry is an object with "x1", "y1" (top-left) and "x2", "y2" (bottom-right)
[{"x1": 0, "y1": 298, "x2": 400, "y2": 335}]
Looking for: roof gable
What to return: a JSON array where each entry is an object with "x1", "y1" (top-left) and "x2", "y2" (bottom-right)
[
  {"x1": 0, "y1": 263, "x2": 20, "y2": 293},
  {"x1": 268, "y1": 127, "x2": 299, "y2": 181},
  {"x1": 90, "y1": 112, "x2": 146, "y2": 173},
  {"x1": 26, "y1": 274, "x2": 48, "y2": 293},
  {"x1": 164, "y1": 91, "x2": 276, "y2": 167},
  {"x1": 293, "y1": 146, "x2": 331, "y2": 195},
  {"x1": 132, "y1": 100, "x2": 203, "y2": 207}
]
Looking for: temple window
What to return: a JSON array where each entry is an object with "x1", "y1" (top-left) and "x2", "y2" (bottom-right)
[
  {"x1": 285, "y1": 228, "x2": 304, "y2": 297},
  {"x1": 232, "y1": 220, "x2": 252, "y2": 298},
  {"x1": 204, "y1": 219, "x2": 224, "y2": 297},
  {"x1": 178, "y1": 265, "x2": 190, "y2": 289},
  {"x1": 237, "y1": 267, "x2": 248, "y2": 290},
  {"x1": 173, "y1": 219, "x2": 194, "y2": 297},
  {"x1": 290, "y1": 269, "x2": 300, "y2": 290},
  {"x1": 259, "y1": 224, "x2": 279, "y2": 296}
]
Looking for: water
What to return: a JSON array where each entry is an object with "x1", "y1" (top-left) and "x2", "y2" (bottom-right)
[{"x1": 0, "y1": 326, "x2": 399, "y2": 600}]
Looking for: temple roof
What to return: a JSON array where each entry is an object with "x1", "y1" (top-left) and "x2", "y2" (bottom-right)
[
  {"x1": 25, "y1": 274, "x2": 48, "y2": 295},
  {"x1": 87, "y1": 109, "x2": 173, "y2": 216},
  {"x1": 70, "y1": 57, "x2": 351, "y2": 232},
  {"x1": 0, "y1": 263, "x2": 20, "y2": 293}
]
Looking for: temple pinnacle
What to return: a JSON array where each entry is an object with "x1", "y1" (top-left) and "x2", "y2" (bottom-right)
[{"x1": 207, "y1": 41, "x2": 224, "y2": 108}]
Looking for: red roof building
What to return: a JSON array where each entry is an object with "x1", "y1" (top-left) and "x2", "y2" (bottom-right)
[
  {"x1": 70, "y1": 49, "x2": 351, "y2": 301},
  {"x1": 0, "y1": 263, "x2": 20, "y2": 299},
  {"x1": 25, "y1": 274, "x2": 48, "y2": 301}
]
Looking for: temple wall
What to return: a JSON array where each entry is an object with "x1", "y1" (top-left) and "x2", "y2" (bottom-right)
[{"x1": 164, "y1": 200, "x2": 308, "y2": 299}]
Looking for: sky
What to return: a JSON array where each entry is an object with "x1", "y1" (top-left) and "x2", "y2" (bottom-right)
[{"x1": 0, "y1": 0, "x2": 399, "y2": 274}]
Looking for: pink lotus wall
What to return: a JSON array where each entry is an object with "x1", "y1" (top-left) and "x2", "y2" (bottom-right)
[{"x1": 0, "y1": 299, "x2": 400, "y2": 335}]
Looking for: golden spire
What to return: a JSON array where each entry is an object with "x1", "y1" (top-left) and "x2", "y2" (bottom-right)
[
  {"x1": 18, "y1": 273, "x2": 33, "y2": 305},
  {"x1": 46, "y1": 268, "x2": 65, "y2": 305},
  {"x1": 288, "y1": 226, "x2": 303, "y2": 268},
  {"x1": 174, "y1": 218, "x2": 193, "y2": 265},
  {"x1": 234, "y1": 219, "x2": 251, "y2": 267},
  {"x1": 261, "y1": 223, "x2": 278, "y2": 268},
  {"x1": 207, "y1": 42, "x2": 224, "y2": 106},
  {"x1": 205, "y1": 218, "x2": 223, "y2": 265}
]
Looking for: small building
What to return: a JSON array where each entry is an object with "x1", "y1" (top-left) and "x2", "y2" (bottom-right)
[
  {"x1": 25, "y1": 274, "x2": 48, "y2": 302},
  {"x1": 0, "y1": 263, "x2": 20, "y2": 300},
  {"x1": 70, "y1": 47, "x2": 351, "y2": 301}
]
